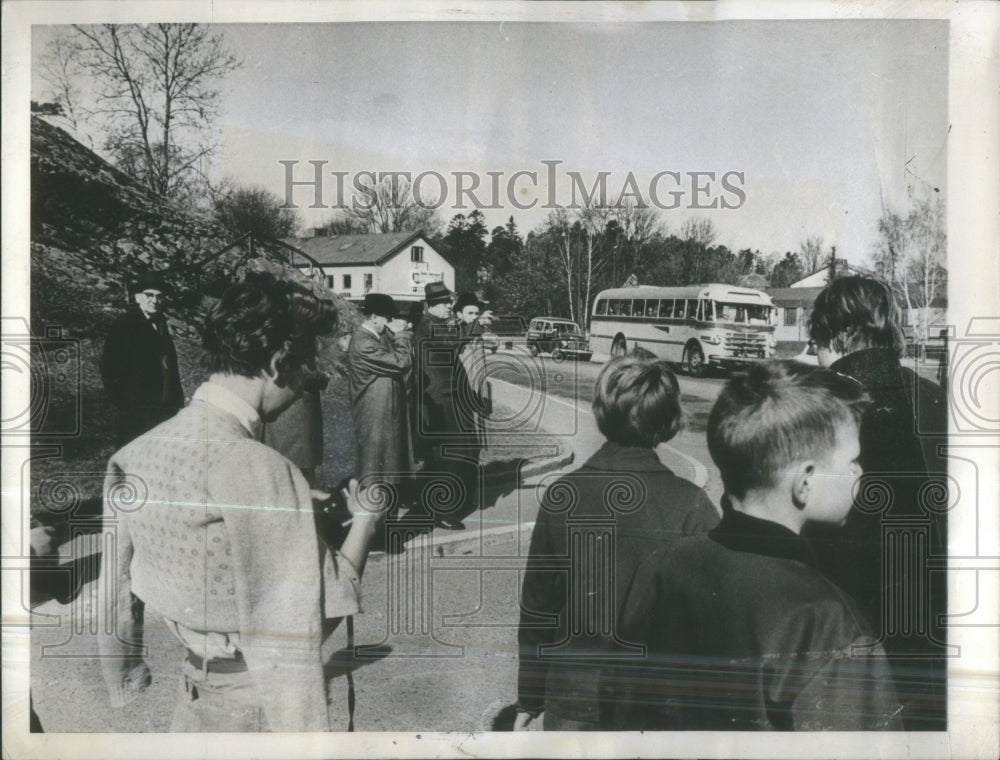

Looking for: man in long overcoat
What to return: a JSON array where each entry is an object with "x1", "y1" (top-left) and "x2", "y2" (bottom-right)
[
  {"x1": 411, "y1": 282, "x2": 487, "y2": 530},
  {"x1": 347, "y1": 293, "x2": 413, "y2": 510},
  {"x1": 100, "y1": 273, "x2": 184, "y2": 448}
]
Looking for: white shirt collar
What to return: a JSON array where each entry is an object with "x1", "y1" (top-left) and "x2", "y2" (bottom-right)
[
  {"x1": 192, "y1": 381, "x2": 262, "y2": 439},
  {"x1": 361, "y1": 322, "x2": 383, "y2": 338}
]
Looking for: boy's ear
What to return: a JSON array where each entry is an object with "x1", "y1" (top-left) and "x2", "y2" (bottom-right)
[{"x1": 791, "y1": 462, "x2": 814, "y2": 511}]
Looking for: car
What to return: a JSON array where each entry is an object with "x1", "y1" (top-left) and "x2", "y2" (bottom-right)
[
  {"x1": 526, "y1": 317, "x2": 592, "y2": 361},
  {"x1": 790, "y1": 340, "x2": 819, "y2": 365}
]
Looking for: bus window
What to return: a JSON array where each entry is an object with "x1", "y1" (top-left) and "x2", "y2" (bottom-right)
[
  {"x1": 702, "y1": 300, "x2": 714, "y2": 321},
  {"x1": 745, "y1": 305, "x2": 772, "y2": 325},
  {"x1": 595, "y1": 299, "x2": 607, "y2": 316},
  {"x1": 673, "y1": 300, "x2": 685, "y2": 319},
  {"x1": 658, "y1": 299, "x2": 673, "y2": 318},
  {"x1": 645, "y1": 301, "x2": 659, "y2": 317},
  {"x1": 715, "y1": 302, "x2": 738, "y2": 322},
  {"x1": 632, "y1": 299, "x2": 645, "y2": 317},
  {"x1": 621, "y1": 300, "x2": 633, "y2": 317}
]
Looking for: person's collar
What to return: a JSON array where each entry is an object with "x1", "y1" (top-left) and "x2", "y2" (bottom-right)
[
  {"x1": 192, "y1": 381, "x2": 262, "y2": 439},
  {"x1": 585, "y1": 440, "x2": 669, "y2": 472},
  {"x1": 830, "y1": 347, "x2": 901, "y2": 386},
  {"x1": 709, "y1": 509, "x2": 817, "y2": 567},
  {"x1": 361, "y1": 321, "x2": 383, "y2": 338}
]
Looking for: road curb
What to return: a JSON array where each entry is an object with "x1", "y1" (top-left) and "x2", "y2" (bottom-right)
[{"x1": 368, "y1": 445, "x2": 574, "y2": 561}]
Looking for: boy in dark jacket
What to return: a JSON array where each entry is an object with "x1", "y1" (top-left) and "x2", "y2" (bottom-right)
[
  {"x1": 516, "y1": 357, "x2": 719, "y2": 730},
  {"x1": 602, "y1": 361, "x2": 903, "y2": 731}
]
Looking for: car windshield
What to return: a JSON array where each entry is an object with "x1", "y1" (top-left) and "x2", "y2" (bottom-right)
[
  {"x1": 712, "y1": 301, "x2": 773, "y2": 325},
  {"x1": 553, "y1": 322, "x2": 581, "y2": 335}
]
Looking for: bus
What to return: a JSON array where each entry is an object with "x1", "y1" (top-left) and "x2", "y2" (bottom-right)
[{"x1": 589, "y1": 283, "x2": 777, "y2": 376}]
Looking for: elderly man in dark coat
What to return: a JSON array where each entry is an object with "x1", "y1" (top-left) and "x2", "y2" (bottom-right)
[
  {"x1": 347, "y1": 293, "x2": 413, "y2": 512},
  {"x1": 100, "y1": 273, "x2": 184, "y2": 448}
]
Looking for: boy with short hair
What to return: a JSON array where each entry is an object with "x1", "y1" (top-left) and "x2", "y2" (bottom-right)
[
  {"x1": 517, "y1": 357, "x2": 718, "y2": 731},
  {"x1": 602, "y1": 360, "x2": 903, "y2": 731}
]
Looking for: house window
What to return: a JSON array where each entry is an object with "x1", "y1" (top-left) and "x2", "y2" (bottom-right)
[
  {"x1": 325, "y1": 275, "x2": 334, "y2": 289},
  {"x1": 343, "y1": 274, "x2": 352, "y2": 290},
  {"x1": 411, "y1": 246, "x2": 424, "y2": 263},
  {"x1": 784, "y1": 307, "x2": 799, "y2": 326},
  {"x1": 364, "y1": 273, "x2": 373, "y2": 292}
]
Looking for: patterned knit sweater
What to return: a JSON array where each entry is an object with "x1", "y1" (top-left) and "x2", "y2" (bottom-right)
[{"x1": 97, "y1": 384, "x2": 360, "y2": 731}]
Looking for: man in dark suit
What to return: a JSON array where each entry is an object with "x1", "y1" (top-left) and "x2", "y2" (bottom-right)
[{"x1": 100, "y1": 273, "x2": 184, "y2": 447}]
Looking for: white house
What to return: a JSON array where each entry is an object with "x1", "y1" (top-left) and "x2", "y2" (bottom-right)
[
  {"x1": 283, "y1": 230, "x2": 454, "y2": 306},
  {"x1": 766, "y1": 287, "x2": 825, "y2": 343}
]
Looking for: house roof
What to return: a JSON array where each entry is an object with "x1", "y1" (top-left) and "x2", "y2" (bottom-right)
[
  {"x1": 281, "y1": 230, "x2": 425, "y2": 266},
  {"x1": 765, "y1": 286, "x2": 826, "y2": 307},
  {"x1": 789, "y1": 259, "x2": 875, "y2": 287}
]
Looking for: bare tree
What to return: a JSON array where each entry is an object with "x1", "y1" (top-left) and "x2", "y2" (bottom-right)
[
  {"x1": 213, "y1": 184, "x2": 300, "y2": 240},
  {"x1": 679, "y1": 217, "x2": 717, "y2": 248},
  {"x1": 345, "y1": 174, "x2": 443, "y2": 236},
  {"x1": 36, "y1": 32, "x2": 91, "y2": 142},
  {"x1": 70, "y1": 24, "x2": 240, "y2": 206},
  {"x1": 576, "y1": 200, "x2": 662, "y2": 322},
  {"x1": 872, "y1": 192, "x2": 947, "y2": 340},
  {"x1": 798, "y1": 235, "x2": 826, "y2": 273}
]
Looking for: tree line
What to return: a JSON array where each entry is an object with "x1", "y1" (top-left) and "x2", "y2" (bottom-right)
[{"x1": 35, "y1": 23, "x2": 946, "y2": 339}]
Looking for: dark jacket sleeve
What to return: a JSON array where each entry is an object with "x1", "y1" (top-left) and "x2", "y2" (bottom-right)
[
  {"x1": 599, "y1": 549, "x2": 673, "y2": 729},
  {"x1": 791, "y1": 634, "x2": 904, "y2": 730},
  {"x1": 517, "y1": 506, "x2": 564, "y2": 714},
  {"x1": 99, "y1": 317, "x2": 128, "y2": 402}
]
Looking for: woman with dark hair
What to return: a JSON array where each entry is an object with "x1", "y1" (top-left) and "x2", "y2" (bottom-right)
[
  {"x1": 515, "y1": 356, "x2": 719, "y2": 731},
  {"x1": 97, "y1": 272, "x2": 379, "y2": 732},
  {"x1": 807, "y1": 275, "x2": 948, "y2": 730}
]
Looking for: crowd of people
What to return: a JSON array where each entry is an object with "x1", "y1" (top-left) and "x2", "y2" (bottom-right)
[
  {"x1": 92, "y1": 272, "x2": 494, "y2": 731},
  {"x1": 86, "y1": 270, "x2": 947, "y2": 732}
]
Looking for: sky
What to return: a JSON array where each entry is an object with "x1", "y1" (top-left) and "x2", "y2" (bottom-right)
[{"x1": 32, "y1": 19, "x2": 948, "y2": 266}]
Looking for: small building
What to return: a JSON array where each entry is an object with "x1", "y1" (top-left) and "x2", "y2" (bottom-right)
[
  {"x1": 767, "y1": 287, "x2": 825, "y2": 343},
  {"x1": 283, "y1": 230, "x2": 454, "y2": 306}
]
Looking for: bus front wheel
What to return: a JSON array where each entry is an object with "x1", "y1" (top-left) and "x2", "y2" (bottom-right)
[
  {"x1": 611, "y1": 335, "x2": 627, "y2": 358},
  {"x1": 684, "y1": 344, "x2": 706, "y2": 377}
]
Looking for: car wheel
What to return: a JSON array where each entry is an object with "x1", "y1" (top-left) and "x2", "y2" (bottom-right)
[
  {"x1": 684, "y1": 344, "x2": 706, "y2": 378},
  {"x1": 611, "y1": 335, "x2": 627, "y2": 358},
  {"x1": 529, "y1": 344, "x2": 539, "y2": 357},
  {"x1": 551, "y1": 348, "x2": 564, "y2": 361}
]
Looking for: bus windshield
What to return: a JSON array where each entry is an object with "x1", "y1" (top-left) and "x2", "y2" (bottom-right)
[{"x1": 712, "y1": 301, "x2": 773, "y2": 325}]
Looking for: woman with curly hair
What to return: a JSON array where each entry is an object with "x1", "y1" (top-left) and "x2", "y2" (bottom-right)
[{"x1": 98, "y1": 272, "x2": 379, "y2": 732}]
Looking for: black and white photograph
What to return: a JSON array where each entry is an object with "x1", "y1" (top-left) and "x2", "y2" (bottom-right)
[{"x1": 3, "y1": 1, "x2": 998, "y2": 758}]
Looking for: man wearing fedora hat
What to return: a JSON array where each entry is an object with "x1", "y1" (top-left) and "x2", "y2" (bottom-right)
[
  {"x1": 411, "y1": 283, "x2": 488, "y2": 530},
  {"x1": 347, "y1": 293, "x2": 414, "y2": 518},
  {"x1": 100, "y1": 272, "x2": 185, "y2": 447}
]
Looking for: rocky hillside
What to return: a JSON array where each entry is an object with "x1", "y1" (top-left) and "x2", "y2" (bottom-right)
[{"x1": 28, "y1": 116, "x2": 358, "y2": 508}]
